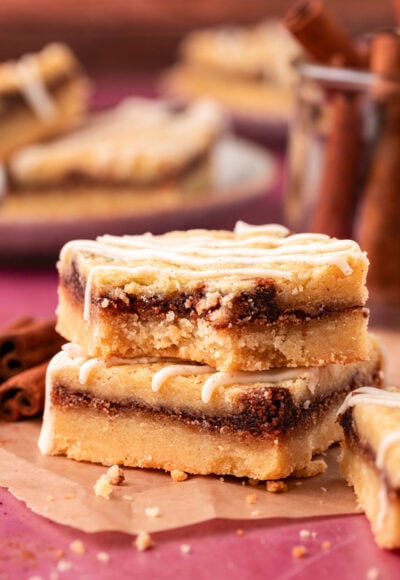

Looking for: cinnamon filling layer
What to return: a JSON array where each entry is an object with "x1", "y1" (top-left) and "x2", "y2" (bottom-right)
[
  {"x1": 340, "y1": 409, "x2": 400, "y2": 499},
  {"x1": 62, "y1": 269, "x2": 366, "y2": 328},
  {"x1": 53, "y1": 382, "x2": 354, "y2": 439}
]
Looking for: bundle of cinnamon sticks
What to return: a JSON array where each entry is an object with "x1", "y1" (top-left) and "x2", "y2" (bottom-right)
[
  {"x1": 284, "y1": 0, "x2": 400, "y2": 304},
  {"x1": 0, "y1": 317, "x2": 64, "y2": 421}
]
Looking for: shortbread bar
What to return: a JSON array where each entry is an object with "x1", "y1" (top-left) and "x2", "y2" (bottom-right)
[
  {"x1": 39, "y1": 336, "x2": 382, "y2": 480},
  {"x1": 338, "y1": 387, "x2": 400, "y2": 549},
  {"x1": 8, "y1": 98, "x2": 224, "y2": 194},
  {"x1": 0, "y1": 43, "x2": 89, "y2": 161},
  {"x1": 161, "y1": 20, "x2": 301, "y2": 120},
  {"x1": 56, "y1": 222, "x2": 369, "y2": 371}
]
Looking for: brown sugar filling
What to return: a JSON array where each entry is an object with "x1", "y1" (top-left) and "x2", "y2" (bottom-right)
[
  {"x1": 51, "y1": 375, "x2": 374, "y2": 440},
  {"x1": 61, "y1": 269, "x2": 366, "y2": 328}
]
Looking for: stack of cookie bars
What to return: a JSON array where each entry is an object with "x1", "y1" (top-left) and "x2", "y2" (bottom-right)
[{"x1": 39, "y1": 222, "x2": 383, "y2": 480}]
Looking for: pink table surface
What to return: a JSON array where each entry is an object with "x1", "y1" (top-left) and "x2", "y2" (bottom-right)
[{"x1": 1, "y1": 270, "x2": 400, "y2": 579}]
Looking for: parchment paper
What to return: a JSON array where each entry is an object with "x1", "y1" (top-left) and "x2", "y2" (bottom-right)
[{"x1": 0, "y1": 327, "x2": 398, "y2": 534}]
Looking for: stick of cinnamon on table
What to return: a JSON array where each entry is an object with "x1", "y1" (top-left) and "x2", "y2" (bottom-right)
[
  {"x1": 284, "y1": 0, "x2": 368, "y2": 238},
  {"x1": 0, "y1": 361, "x2": 48, "y2": 421},
  {"x1": 357, "y1": 32, "x2": 400, "y2": 305},
  {"x1": 0, "y1": 317, "x2": 64, "y2": 381},
  {"x1": 0, "y1": 317, "x2": 64, "y2": 421}
]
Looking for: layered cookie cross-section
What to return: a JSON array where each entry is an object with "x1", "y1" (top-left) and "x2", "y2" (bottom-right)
[
  {"x1": 0, "y1": 43, "x2": 90, "y2": 162},
  {"x1": 338, "y1": 387, "x2": 400, "y2": 548},
  {"x1": 56, "y1": 222, "x2": 370, "y2": 371},
  {"x1": 39, "y1": 337, "x2": 382, "y2": 480}
]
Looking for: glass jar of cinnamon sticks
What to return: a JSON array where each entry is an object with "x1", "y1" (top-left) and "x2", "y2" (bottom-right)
[{"x1": 285, "y1": 62, "x2": 376, "y2": 239}]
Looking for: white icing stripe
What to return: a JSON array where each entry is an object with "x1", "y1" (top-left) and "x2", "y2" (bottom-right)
[
  {"x1": 337, "y1": 387, "x2": 400, "y2": 416},
  {"x1": 201, "y1": 367, "x2": 310, "y2": 403},
  {"x1": 79, "y1": 358, "x2": 105, "y2": 384},
  {"x1": 38, "y1": 350, "x2": 68, "y2": 454},
  {"x1": 152, "y1": 364, "x2": 214, "y2": 393},
  {"x1": 15, "y1": 54, "x2": 57, "y2": 120}
]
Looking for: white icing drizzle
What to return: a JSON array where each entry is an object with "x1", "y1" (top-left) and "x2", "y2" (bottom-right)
[
  {"x1": 151, "y1": 364, "x2": 214, "y2": 394},
  {"x1": 60, "y1": 224, "x2": 366, "y2": 322},
  {"x1": 79, "y1": 358, "x2": 105, "y2": 384},
  {"x1": 38, "y1": 349, "x2": 69, "y2": 454},
  {"x1": 337, "y1": 386, "x2": 400, "y2": 416},
  {"x1": 337, "y1": 386, "x2": 400, "y2": 531},
  {"x1": 15, "y1": 54, "x2": 57, "y2": 120},
  {"x1": 0, "y1": 164, "x2": 8, "y2": 201},
  {"x1": 200, "y1": 367, "x2": 309, "y2": 404}
]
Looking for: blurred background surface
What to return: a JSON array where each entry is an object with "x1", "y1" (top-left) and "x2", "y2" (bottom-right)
[{"x1": 0, "y1": 1, "x2": 395, "y2": 74}]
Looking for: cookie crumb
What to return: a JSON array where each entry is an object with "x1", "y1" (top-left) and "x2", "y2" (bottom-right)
[
  {"x1": 266, "y1": 480, "x2": 288, "y2": 493},
  {"x1": 94, "y1": 474, "x2": 113, "y2": 499},
  {"x1": 246, "y1": 493, "x2": 257, "y2": 505},
  {"x1": 57, "y1": 559, "x2": 72, "y2": 572},
  {"x1": 248, "y1": 478, "x2": 259, "y2": 487},
  {"x1": 134, "y1": 531, "x2": 154, "y2": 551},
  {"x1": 293, "y1": 459, "x2": 327, "y2": 478},
  {"x1": 69, "y1": 540, "x2": 85, "y2": 555},
  {"x1": 97, "y1": 552, "x2": 110, "y2": 563},
  {"x1": 180, "y1": 544, "x2": 191, "y2": 554},
  {"x1": 106, "y1": 465, "x2": 125, "y2": 485},
  {"x1": 236, "y1": 529, "x2": 245, "y2": 537},
  {"x1": 170, "y1": 469, "x2": 188, "y2": 482},
  {"x1": 321, "y1": 540, "x2": 331, "y2": 550},
  {"x1": 292, "y1": 545, "x2": 308, "y2": 558},
  {"x1": 366, "y1": 568, "x2": 380, "y2": 580},
  {"x1": 145, "y1": 506, "x2": 160, "y2": 518}
]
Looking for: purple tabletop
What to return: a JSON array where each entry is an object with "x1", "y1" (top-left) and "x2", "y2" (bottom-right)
[{"x1": 1, "y1": 269, "x2": 400, "y2": 579}]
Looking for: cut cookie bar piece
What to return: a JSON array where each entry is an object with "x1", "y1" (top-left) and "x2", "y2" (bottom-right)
[
  {"x1": 0, "y1": 43, "x2": 90, "y2": 161},
  {"x1": 56, "y1": 222, "x2": 369, "y2": 371},
  {"x1": 161, "y1": 20, "x2": 302, "y2": 120},
  {"x1": 39, "y1": 336, "x2": 382, "y2": 480},
  {"x1": 8, "y1": 98, "x2": 225, "y2": 193},
  {"x1": 338, "y1": 387, "x2": 400, "y2": 549}
]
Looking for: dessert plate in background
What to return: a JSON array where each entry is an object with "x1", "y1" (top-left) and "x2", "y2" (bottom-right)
[{"x1": 0, "y1": 136, "x2": 278, "y2": 262}]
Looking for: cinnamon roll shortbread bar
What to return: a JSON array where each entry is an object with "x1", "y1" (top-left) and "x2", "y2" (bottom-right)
[
  {"x1": 161, "y1": 20, "x2": 302, "y2": 120},
  {"x1": 56, "y1": 223, "x2": 369, "y2": 371},
  {"x1": 0, "y1": 43, "x2": 90, "y2": 161},
  {"x1": 7, "y1": 98, "x2": 225, "y2": 198},
  {"x1": 39, "y1": 337, "x2": 382, "y2": 480},
  {"x1": 338, "y1": 387, "x2": 400, "y2": 548}
]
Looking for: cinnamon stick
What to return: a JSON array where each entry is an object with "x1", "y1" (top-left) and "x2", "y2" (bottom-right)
[
  {"x1": 284, "y1": 0, "x2": 368, "y2": 68},
  {"x1": 357, "y1": 32, "x2": 400, "y2": 304},
  {"x1": 308, "y1": 93, "x2": 363, "y2": 238},
  {"x1": 0, "y1": 317, "x2": 64, "y2": 381},
  {"x1": 0, "y1": 360, "x2": 48, "y2": 421}
]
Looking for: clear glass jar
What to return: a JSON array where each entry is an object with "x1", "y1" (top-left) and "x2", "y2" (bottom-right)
[{"x1": 284, "y1": 63, "x2": 377, "y2": 236}]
